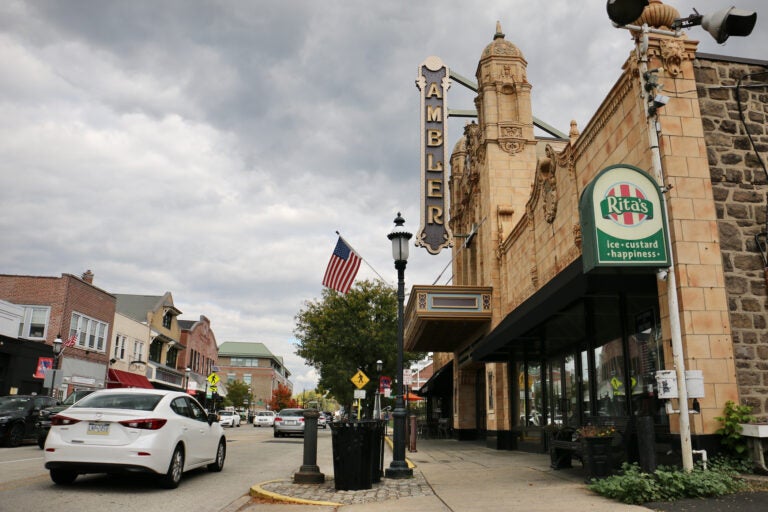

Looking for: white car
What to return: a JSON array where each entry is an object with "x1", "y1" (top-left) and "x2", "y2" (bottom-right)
[
  {"x1": 43, "y1": 389, "x2": 226, "y2": 489},
  {"x1": 252, "y1": 410, "x2": 276, "y2": 427},
  {"x1": 218, "y1": 410, "x2": 241, "y2": 427}
]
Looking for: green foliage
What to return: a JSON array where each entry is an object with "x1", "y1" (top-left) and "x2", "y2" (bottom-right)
[
  {"x1": 588, "y1": 460, "x2": 749, "y2": 504},
  {"x1": 714, "y1": 400, "x2": 756, "y2": 457},
  {"x1": 294, "y1": 280, "x2": 422, "y2": 411},
  {"x1": 224, "y1": 380, "x2": 251, "y2": 408}
]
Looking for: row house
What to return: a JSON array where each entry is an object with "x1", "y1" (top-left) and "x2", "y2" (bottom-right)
[{"x1": 0, "y1": 271, "x2": 115, "y2": 398}]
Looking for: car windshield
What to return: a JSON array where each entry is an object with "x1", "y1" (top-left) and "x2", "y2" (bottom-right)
[
  {"x1": 257, "y1": 412, "x2": 272, "y2": 416},
  {"x1": 61, "y1": 391, "x2": 91, "y2": 406},
  {"x1": 0, "y1": 396, "x2": 31, "y2": 412},
  {"x1": 72, "y1": 393, "x2": 163, "y2": 411},
  {"x1": 279, "y1": 409, "x2": 304, "y2": 417},
  {"x1": 221, "y1": 411, "x2": 235, "y2": 416}
]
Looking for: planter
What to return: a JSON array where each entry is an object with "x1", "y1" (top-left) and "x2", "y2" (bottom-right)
[
  {"x1": 581, "y1": 436, "x2": 614, "y2": 482},
  {"x1": 740, "y1": 423, "x2": 768, "y2": 438}
]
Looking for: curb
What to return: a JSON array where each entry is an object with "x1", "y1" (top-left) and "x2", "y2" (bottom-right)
[
  {"x1": 249, "y1": 479, "x2": 343, "y2": 507},
  {"x1": 248, "y1": 435, "x2": 416, "y2": 505}
]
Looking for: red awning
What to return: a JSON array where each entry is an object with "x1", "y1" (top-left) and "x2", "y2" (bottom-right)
[{"x1": 107, "y1": 368, "x2": 154, "y2": 389}]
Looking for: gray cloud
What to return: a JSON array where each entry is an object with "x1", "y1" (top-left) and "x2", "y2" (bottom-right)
[{"x1": 2, "y1": 0, "x2": 765, "y2": 389}]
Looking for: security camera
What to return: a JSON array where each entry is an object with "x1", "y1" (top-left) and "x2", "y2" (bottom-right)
[
  {"x1": 656, "y1": 268, "x2": 668, "y2": 281},
  {"x1": 653, "y1": 94, "x2": 669, "y2": 106}
]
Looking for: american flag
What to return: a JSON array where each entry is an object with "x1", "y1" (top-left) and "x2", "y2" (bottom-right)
[
  {"x1": 64, "y1": 333, "x2": 78, "y2": 347},
  {"x1": 322, "y1": 237, "x2": 362, "y2": 294}
]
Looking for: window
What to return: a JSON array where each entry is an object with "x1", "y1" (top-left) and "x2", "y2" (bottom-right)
[
  {"x1": 114, "y1": 334, "x2": 127, "y2": 360},
  {"x1": 132, "y1": 339, "x2": 144, "y2": 363},
  {"x1": 19, "y1": 306, "x2": 50, "y2": 339},
  {"x1": 69, "y1": 312, "x2": 109, "y2": 353},
  {"x1": 227, "y1": 373, "x2": 236, "y2": 383},
  {"x1": 230, "y1": 357, "x2": 259, "y2": 367},
  {"x1": 163, "y1": 311, "x2": 172, "y2": 329},
  {"x1": 167, "y1": 347, "x2": 178, "y2": 367},
  {"x1": 243, "y1": 374, "x2": 252, "y2": 385}
]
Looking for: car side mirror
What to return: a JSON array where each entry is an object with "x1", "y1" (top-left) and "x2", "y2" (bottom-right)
[{"x1": 207, "y1": 412, "x2": 218, "y2": 425}]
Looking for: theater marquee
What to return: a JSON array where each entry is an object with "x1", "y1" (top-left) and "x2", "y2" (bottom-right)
[
  {"x1": 580, "y1": 164, "x2": 670, "y2": 272},
  {"x1": 415, "y1": 56, "x2": 453, "y2": 255}
]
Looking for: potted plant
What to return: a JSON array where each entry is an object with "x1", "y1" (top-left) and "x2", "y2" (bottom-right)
[{"x1": 577, "y1": 424, "x2": 616, "y2": 482}]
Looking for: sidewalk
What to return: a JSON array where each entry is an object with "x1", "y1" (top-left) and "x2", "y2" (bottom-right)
[{"x1": 232, "y1": 437, "x2": 653, "y2": 512}]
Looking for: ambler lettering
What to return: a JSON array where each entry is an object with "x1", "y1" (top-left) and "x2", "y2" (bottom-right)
[{"x1": 415, "y1": 56, "x2": 453, "y2": 255}]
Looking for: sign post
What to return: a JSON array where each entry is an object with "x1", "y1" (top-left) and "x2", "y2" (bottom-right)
[{"x1": 351, "y1": 370, "x2": 369, "y2": 420}]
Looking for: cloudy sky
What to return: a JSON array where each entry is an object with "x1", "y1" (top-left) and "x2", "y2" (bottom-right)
[{"x1": 1, "y1": 0, "x2": 765, "y2": 391}]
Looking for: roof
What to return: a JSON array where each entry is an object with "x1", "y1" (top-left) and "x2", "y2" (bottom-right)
[
  {"x1": 217, "y1": 341, "x2": 275, "y2": 358},
  {"x1": 114, "y1": 292, "x2": 181, "y2": 322}
]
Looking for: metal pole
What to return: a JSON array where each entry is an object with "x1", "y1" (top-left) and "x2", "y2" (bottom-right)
[
  {"x1": 635, "y1": 25, "x2": 693, "y2": 472},
  {"x1": 386, "y1": 260, "x2": 412, "y2": 478}
]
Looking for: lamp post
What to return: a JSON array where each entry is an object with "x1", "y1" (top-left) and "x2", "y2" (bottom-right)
[
  {"x1": 385, "y1": 212, "x2": 413, "y2": 479},
  {"x1": 606, "y1": 0, "x2": 757, "y2": 472},
  {"x1": 373, "y1": 359, "x2": 383, "y2": 420},
  {"x1": 184, "y1": 367, "x2": 191, "y2": 393},
  {"x1": 51, "y1": 335, "x2": 63, "y2": 398}
]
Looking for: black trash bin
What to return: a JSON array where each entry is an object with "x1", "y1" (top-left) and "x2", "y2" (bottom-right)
[{"x1": 331, "y1": 420, "x2": 385, "y2": 490}]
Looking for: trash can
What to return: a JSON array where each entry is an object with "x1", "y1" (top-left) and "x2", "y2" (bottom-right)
[{"x1": 330, "y1": 420, "x2": 384, "y2": 490}]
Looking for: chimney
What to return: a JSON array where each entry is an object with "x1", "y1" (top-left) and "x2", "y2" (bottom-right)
[{"x1": 81, "y1": 270, "x2": 94, "y2": 284}]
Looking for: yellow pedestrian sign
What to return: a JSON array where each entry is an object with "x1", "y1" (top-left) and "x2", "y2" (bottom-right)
[
  {"x1": 351, "y1": 370, "x2": 369, "y2": 389},
  {"x1": 209, "y1": 385, "x2": 218, "y2": 394},
  {"x1": 207, "y1": 372, "x2": 220, "y2": 386}
]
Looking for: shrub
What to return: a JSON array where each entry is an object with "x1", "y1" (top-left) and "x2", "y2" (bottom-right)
[
  {"x1": 588, "y1": 458, "x2": 749, "y2": 504},
  {"x1": 714, "y1": 400, "x2": 756, "y2": 458}
]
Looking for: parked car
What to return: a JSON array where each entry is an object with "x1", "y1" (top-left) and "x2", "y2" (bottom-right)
[
  {"x1": 218, "y1": 410, "x2": 241, "y2": 427},
  {"x1": 43, "y1": 388, "x2": 226, "y2": 488},
  {"x1": 252, "y1": 410, "x2": 276, "y2": 427},
  {"x1": 0, "y1": 395, "x2": 58, "y2": 447},
  {"x1": 273, "y1": 408, "x2": 305, "y2": 438},
  {"x1": 36, "y1": 389, "x2": 97, "y2": 448},
  {"x1": 317, "y1": 412, "x2": 327, "y2": 429}
]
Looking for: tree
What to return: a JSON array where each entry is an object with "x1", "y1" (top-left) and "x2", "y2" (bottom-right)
[
  {"x1": 268, "y1": 383, "x2": 298, "y2": 411},
  {"x1": 294, "y1": 279, "x2": 422, "y2": 413},
  {"x1": 225, "y1": 380, "x2": 251, "y2": 408}
]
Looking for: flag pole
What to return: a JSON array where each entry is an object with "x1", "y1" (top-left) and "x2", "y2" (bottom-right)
[{"x1": 335, "y1": 231, "x2": 391, "y2": 285}]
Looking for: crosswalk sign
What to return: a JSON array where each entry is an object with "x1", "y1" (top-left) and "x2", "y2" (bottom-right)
[
  {"x1": 351, "y1": 370, "x2": 369, "y2": 389},
  {"x1": 207, "y1": 372, "x2": 220, "y2": 386}
]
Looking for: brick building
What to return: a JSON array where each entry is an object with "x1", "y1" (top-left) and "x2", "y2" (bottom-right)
[
  {"x1": 217, "y1": 341, "x2": 292, "y2": 410},
  {"x1": 179, "y1": 315, "x2": 219, "y2": 400},
  {"x1": 0, "y1": 271, "x2": 116, "y2": 397},
  {"x1": 409, "y1": 0, "x2": 767, "y2": 465}
]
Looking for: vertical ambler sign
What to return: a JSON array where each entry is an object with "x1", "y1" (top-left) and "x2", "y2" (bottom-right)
[
  {"x1": 580, "y1": 164, "x2": 670, "y2": 272},
  {"x1": 415, "y1": 56, "x2": 453, "y2": 255}
]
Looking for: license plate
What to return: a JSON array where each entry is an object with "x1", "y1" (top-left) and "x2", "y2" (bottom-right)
[
  {"x1": 87, "y1": 422, "x2": 110, "y2": 435},
  {"x1": 285, "y1": 420, "x2": 296, "y2": 425}
]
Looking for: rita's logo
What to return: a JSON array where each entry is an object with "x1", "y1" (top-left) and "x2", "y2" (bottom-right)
[{"x1": 599, "y1": 182, "x2": 654, "y2": 227}]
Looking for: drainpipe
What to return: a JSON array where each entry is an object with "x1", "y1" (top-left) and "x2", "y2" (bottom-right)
[{"x1": 635, "y1": 24, "x2": 694, "y2": 472}]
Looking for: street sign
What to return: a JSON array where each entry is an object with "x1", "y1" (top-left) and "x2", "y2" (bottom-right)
[
  {"x1": 209, "y1": 385, "x2": 218, "y2": 394},
  {"x1": 207, "y1": 372, "x2": 220, "y2": 385},
  {"x1": 403, "y1": 369, "x2": 413, "y2": 386},
  {"x1": 353, "y1": 389, "x2": 366, "y2": 399},
  {"x1": 351, "y1": 370, "x2": 369, "y2": 389}
]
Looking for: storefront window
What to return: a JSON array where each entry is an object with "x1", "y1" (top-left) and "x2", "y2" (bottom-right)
[
  {"x1": 564, "y1": 355, "x2": 578, "y2": 427},
  {"x1": 595, "y1": 337, "x2": 626, "y2": 417}
]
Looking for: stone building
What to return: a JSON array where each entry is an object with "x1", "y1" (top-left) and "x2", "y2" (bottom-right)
[{"x1": 409, "y1": 0, "x2": 767, "y2": 464}]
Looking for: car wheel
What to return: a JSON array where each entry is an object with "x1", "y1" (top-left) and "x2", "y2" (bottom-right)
[
  {"x1": 50, "y1": 469, "x2": 78, "y2": 485},
  {"x1": 7, "y1": 423, "x2": 24, "y2": 447},
  {"x1": 207, "y1": 439, "x2": 226, "y2": 472},
  {"x1": 273, "y1": 431, "x2": 279, "y2": 438},
  {"x1": 160, "y1": 445, "x2": 184, "y2": 489},
  {"x1": 236, "y1": 422, "x2": 240, "y2": 427}
]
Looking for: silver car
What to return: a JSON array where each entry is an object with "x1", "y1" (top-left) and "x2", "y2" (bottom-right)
[{"x1": 273, "y1": 408, "x2": 305, "y2": 438}]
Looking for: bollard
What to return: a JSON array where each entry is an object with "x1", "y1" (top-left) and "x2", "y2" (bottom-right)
[
  {"x1": 408, "y1": 414, "x2": 417, "y2": 452},
  {"x1": 293, "y1": 409, "x2": 325, "y2": 483}
]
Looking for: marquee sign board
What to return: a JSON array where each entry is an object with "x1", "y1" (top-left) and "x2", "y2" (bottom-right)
[
  {"x1": 580, "y1": 164, "x2": 670, "y2": 272},
  {"x1": 415, "y1": 56, "x2": 454, "y2": 255}
]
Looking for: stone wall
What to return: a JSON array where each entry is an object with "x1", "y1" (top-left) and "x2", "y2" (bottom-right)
[{"x1": 695, "y1": 56, "x2": 768, "y2": 418}]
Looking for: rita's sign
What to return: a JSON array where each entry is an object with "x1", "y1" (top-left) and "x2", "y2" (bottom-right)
[
  {"x1": 579, "y1": 164, "x2": 670, "y2": 272},
  {"x1": 415, "y1": 56, "x2": 453, "y2": 255}
]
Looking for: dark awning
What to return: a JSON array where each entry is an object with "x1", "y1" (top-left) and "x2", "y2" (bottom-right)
[
  {"x1": 418, "y1": 360, "x2": 453, "y2": 396},
  {"x1": 107, "y1": 368, "x2": 154, "y2": 389},
  {"x1": 472, "y1": 258, "x2": 656, "y2": 362}
]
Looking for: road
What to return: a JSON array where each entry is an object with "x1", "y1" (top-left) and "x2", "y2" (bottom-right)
[{"x1": 0, "y1": 424, "x2": 333, "y2": 512}]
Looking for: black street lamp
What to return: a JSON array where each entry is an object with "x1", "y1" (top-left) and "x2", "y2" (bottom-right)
[
  {"x1": 51, "y1": 335, "x2": 63, "y2": 398},
  {"x1": 385, "y1": 213, "x2": 413, "y2": 479}
]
